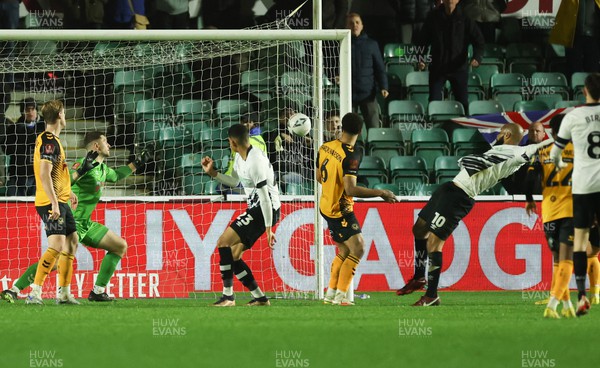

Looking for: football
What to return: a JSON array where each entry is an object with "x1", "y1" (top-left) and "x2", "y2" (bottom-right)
[{"x1": 287, "y1": 113, "x2": 312, "y2": 137}]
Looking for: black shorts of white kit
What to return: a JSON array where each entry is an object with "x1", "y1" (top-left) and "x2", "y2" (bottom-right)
[
  {"x1": 230, "y1": 205, "x2": 281, "y2": 250},
  {"x1": 573, "y1": 192, "x2": 600, "y2": 228},
  {"x1": 543, "y1": 218, "x2": 574, "y2": 251},
  {"x1": 418, "y1": 181, "x2": 475, "y2": 241},
  {"x1": 36, "y1": 202, "x2": 77, "y2": 237},
  {"x1": 321, "y1": 211, "x2": 362, "y2": 243}
]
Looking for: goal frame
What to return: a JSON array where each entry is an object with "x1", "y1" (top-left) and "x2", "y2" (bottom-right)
[{"x1": 0, "y1": 29, "x2": 352, "y2": 300}]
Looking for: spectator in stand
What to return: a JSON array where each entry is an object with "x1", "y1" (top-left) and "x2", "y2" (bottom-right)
[
  {"x1": 106, "y1": 0, "x2": 147, "y2": 29},
  {"x1": 264, "y1": 107, "x2": 314, "y2": 190},
  {"x1": 502, "y1": 122, "x2": 545, "y2": 195},
  {"x1": 389, "y1": 0, "x2": 434, "y2": 43},
  {"x1": 1, "y1": 98, "x2": 46, "y2": 196},
  {"x1": 415, "y1": 0, "x2": 484, "y2": 113},
  {"x1": 201, "y1": 0, "x2": 255, "y2": 29},
  {"x1": 324, "y1": 110, "x2": 342, "y2": 142},
  {"x1": 347, "y1": 13, "x2": 389, "y2": 129},
  {"x1": 153, "y1": 0, "x2": 190, "y2": 29},
  {"x1": 461, "y1": 0, "x2": 504, "y2": 43}
]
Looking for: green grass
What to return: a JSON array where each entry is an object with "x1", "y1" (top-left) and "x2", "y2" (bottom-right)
[{"x1": 1, "y1": 292, "x2": 595, "y2": 368}]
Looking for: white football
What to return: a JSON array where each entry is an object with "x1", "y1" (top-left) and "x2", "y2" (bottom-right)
[{"x1": 287, "y1": 113, "x2": 312, "y2": 137}]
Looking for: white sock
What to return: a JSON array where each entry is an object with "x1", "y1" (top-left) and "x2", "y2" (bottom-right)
[
  {"x1": 223, "y1": 286, "x2": 233, "y2": 296},
  {"x1": 250, "y1": 287, "x2": 265, "y2": 299},
  {"x1": 334, "y1": 290, "x2": 346, "y2": 301},
  {"x1": 58, "y1": 285, "x2": 70, "y2": 297},
  {"x1": 547, "y1": 296, "x2": 559, "y2": 310},
  {"x1": 93, "y1": 285, "x2": 105, "y2": 294},
  {"x1": 10, "y1": 286, "x2": 20, "y2": 293},
  {"x1": 325, "y1": 288, "x2": 336, "y2": 299},
  {"x1": 30, "y1": 284, "x2": 42, "y2": 296}
]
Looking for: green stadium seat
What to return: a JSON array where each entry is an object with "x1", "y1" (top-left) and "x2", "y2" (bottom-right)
[
  {"x1": 388, "y1": 100, "x2": 425, "y2": 124},
  {"x1": 427, "y1": 101, "x2": 465, "y2": 122},
  {"x1": 241, "y1": 70, "x2": 275, "y2": 93},
  {"x1": 491, "y1": 73, "x2": 526, "y2": 96},
  {"x1": 136, "y1": 98, "x2": 173, "y2": 121},
  {"x1": 530, "y1": 72, "x2": 569, "y2": 99},
  {"x1": 468, "y1": 100, "x2": 504, "y2": 116},
  {"x1": 533, "y1": 94, "x2": 563, "y2": 109},
  {"x1": 180, "y1": 153, "x2": 205, "y2": 175},
  {"x1": 412, "y1": 128, "x2": 450, "y2": 169},
  {"x1": 509, "y1": 63, "x2": 538, "y2": 79},
  {"x1": 555, "y1": 100, "x2": 582, "y2": 109},
  {"x1": 114, "y1": 69, "x2": 154, "y2": 93},
  {"x1": 203, "y1": 180, "x2": 221, "y2": 195},
  {"x1": 199, "y1": 126, "x2": 229, "y2": 149},
  {"x1": 506, "y1": 43, "x2": 542, "y2": 72},
  {"x1": 396, "y1": 177, "x2": 427, "y2": 195},
  {"x1": 358, "y1": 156, "x2": 387, "y2": 186},
  {"x1": 367, "y1": 128, "x2": 405, "y2": 160},
  {"x1": 473, "y1": 64, "x2": 500, "y2": 93},
  {"x1": 285, "y1": 182, "x2": 314, "y2": 195},
  {"x1": 467, "y1": 72, "x2": 485, "y2": 101},
  {"x1": 452, "y1": 128, "x2": 490, "y2": 156},
  {"x1": 93, "y1": 42, "x2": 119, "y2": 57},
  {"x1": 280, "y1": 71, "x2": 312, "y2": 93},
  {"x1": 387, "y1": 63, "x2": 415, "y2": 86},
  {"x1": 434, "y1": 156, "x2": 461, "y2": 183},
  {"x1": 494, "y1": 93, "x2": 523, "y2": 112},
  {"x1": 389, "y1": 156, "x2": 428, "y2": 184},
  {"x1": 182, "y1": 175, "x2": 209, "y2": 195},
  {"x1": 408, "y1": 93, "x2": 430, "y2": 114},
  {"x1": 114, "y1": 91, "x2": 150, "y2": 121},
  {"x1": 406, "y1": 71, "x2": 429, "y2": 95},
  {"x1": 513, "y1": 100, "x2": 549, "y2": 112},
  {"x1": 373, "y1": 183, "x2": 400, "y2": 195},
  {"x1": 216, "y1": 99, "x2": 250, "y2": 119},
  {"x1": 571, "y1": 72, "x2": 589, "y2": 100}
]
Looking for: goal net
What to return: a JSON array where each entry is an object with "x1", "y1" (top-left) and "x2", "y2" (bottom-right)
[{"x1": 0, "y1": 23, "x2": 350, "y2": 300}]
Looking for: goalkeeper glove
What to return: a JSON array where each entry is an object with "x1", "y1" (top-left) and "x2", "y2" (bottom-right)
[
  {"x1": 133, "y1": 146, "x2": 152, "y2": 169},
  {"x1": 77, "y1": 150, "x2": 99, "y2": 177}
]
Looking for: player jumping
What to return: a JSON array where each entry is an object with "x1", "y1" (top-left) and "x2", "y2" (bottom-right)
[
  {"x1": 202, "y1": 124, "x2": 280, "y2": 307},
  {"x1": 317, "y1": 113, "x2": 398, "y2": 305}
]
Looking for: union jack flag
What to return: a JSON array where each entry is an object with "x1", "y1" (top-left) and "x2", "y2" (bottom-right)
[{"x1": 451, "y1": 108, "x2": 576, "y2": 144}]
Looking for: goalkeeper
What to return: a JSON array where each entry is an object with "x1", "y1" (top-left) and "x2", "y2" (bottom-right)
[{"x1": 1, "y1": 132, "x2": 149, "y2": 302}]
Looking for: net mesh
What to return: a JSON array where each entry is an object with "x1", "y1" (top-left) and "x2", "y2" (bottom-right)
[{"x1": 0, "y1": 21, "x2": 342, "y2": 299}]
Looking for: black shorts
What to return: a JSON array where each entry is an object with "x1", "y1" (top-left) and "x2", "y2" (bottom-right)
[
  {"x1": 229, "y1": 206, "x2": 281, "y2": 250},
  {"x1": 322, "y1": 211, "x2": 362, "y2": 243},
  {"x1": 573, "y1": 192, "x2": 600, "y2": 228},
  {"x1": 418, "y1": 181, "x2": 475, "y2": 241},
  {"x1": 543, "y1": 218, "x2": 574, "y2": 251},
  {"x1": 36, "y1": 202, "x2": 77, "y2": 237}
]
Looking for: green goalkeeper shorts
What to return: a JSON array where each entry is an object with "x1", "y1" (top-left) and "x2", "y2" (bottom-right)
[{"x1": 77, "y1": 220, "x2": 110, "y2": 248}]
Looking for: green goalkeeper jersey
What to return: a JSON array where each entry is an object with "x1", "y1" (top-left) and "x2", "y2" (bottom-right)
[{"x1": 70, "y1": 159, "x2": 133, "y2": 221}]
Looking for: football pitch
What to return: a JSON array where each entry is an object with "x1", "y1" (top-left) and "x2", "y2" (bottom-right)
[{"x1": 1, "y1": 292, "x2": 595, "y2": 368}]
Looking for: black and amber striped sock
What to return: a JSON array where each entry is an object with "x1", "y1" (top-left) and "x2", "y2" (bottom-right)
[
  {"x1": 33, "y1": 248, "x2": 60, "y2": 286},
  {"x1": 336, "y1": 254, "x2": 360, "y2": 293}
]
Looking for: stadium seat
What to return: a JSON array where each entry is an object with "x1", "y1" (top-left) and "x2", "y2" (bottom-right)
[
  {"x1": 203, "y1": 180, "x2": 221, "y2": 195},
  {"x1": 494, "y1": 93, "x2": 523, "y2": 112},
  {"x1": 383, "y1": 43, "x2": 402, "y2": 63},
  {"x1": 452, "y1": 128, "x2": 490, "y2": 156},
  {"x1": 367, "y1": 128, "x2": 405, "y2": 162},
  {"x1": 427, "y1": 101, "x2": 465, "y2": 122},
  {"x1": 176, "y1": 99, "x2": 212, "y2": 121},
  {"x1": 199, "y1": 126, "x2": 229, "y2": 149},
  {"x1": 491, "y1": 73, "x2": 525, "y2": 96},
  {"x1": 373, "y1": 183, "x2": 400, "y2": 195},
  {"x1": 414, "y1": 183, "x2": 441, "y2": 196},
  {"x1": 388, "y1": 100, "x2": 425, "y2": 124},
  {"x1": 286, "y1": 182, "x2": 314, "y2": 195},
  {"x1": 434, "y1": 156, "x2": 461, "y2": 183},
  {"x1": 389, "y1": 156, "x2": 428, "y2": 184},
  {"x1": 216, "y1": 99, "x2": 250, "y2": 119},
  {"x1": 481, "y1": 43, "x2": 505, "y2": 71},
  {"x1": 136, "y1": 98, "x2": 173, "y2": 121},
  {"x1": 509, "y1": 63, "x2": 538, "y2": 79},
  {"x1": 93, "y1": 42, "x2": 120, "y2": 57},
  {"x1": 182, "y1": 175, "x2": 209, "y2": 195},
  {"x1": 158, "y1": 125, "x2": 194, "y2": 171},
  {"x1": 280, "y1": 71, "x2": 312, "y2": 93},
  {"x1": 387, "y1": 63, "x2": 415, "y2": 86},
  {"x1": 114, "y1": 69, "x2": 154, "y2": 93},
  {"x1": 114, "y1": 91, "x2": 150, "y2": 121},
  {"x1": 180, "y1": 153, "x2": 205, "y2": 175},
  {"x1": 473, "y1": 64, "x2": 500, "y2": 93},
  {"x1": 533, "y1": 94, "x2": 563, "y2": 109},
  {"x1": 241, "y1": 70, "x2": 275, "y2": 93},
  {"x1": 468, "y1": 100, "x2": 504, "y2": 116},
  {"x1": 406, "y1": 71, "x2": 429, "y2": 96},
  {"x1": 412, "y1": 128, "x2": 450, "y2": 169},
  {"x1": 467, "y1": 72, "x2": 485, "y2": 100},
  {"x1": 555, "y1": 100, "x2": 581, "y2": 109},
  {"x1": 505, "y1": 43, "x2": 542, "y2": 72},
  {"x1": 513, "y1": 100, "x2": 549, "y2": 112},
  {"x1": 358, "y1": 156, "x2": 388, "y2": 186},
  {"x1": 395, "y1": 177, "x2": 427, "y2": 194},
  {"x1": 530, "y1": 72, "x2": 569, "y2": 99},
  {"x1": 409, "y1": 93, "x2": 430, "y2": 114},
  {"x1": 571, "y1": 72, "x2": 589, "y2": 100}
]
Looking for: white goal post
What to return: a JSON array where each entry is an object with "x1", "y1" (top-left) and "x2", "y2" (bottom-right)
[{"x1": 0, "y1": 28, "x2": 351, "y2": 300}]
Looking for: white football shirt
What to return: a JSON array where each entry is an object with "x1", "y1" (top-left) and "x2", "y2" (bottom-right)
[{"x1": 553, "y1": 103, "x2": 600, "y2": 194}]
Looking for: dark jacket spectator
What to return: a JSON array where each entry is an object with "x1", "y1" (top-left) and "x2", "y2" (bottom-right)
[
  {"x1": 1, "y1": 99, "x2": 46, "y2": 196},
  {"x1": 416, "y1": 4, "x2": 484, "y2": 77},
  {"x1": 461, "y1": 0, "x2": 503, "y2": 42},
  {"x1": 202, "y1": 0, "x2": 255, "y2": 29},
  {"x1": 391, "y1": 0, "x2": 432, "y2": 24},
  {"x1": 351, "y1": 32, "x2": 389, "y2": 104}
]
